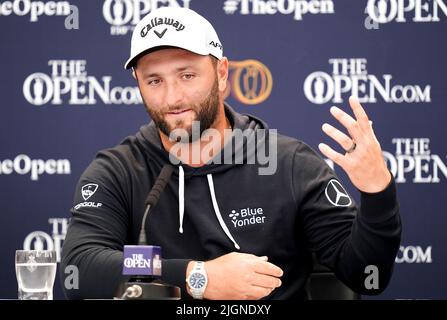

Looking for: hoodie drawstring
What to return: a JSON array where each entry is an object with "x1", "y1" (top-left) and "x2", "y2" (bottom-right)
[
  {"x1": 177, "y1": 166, "x2": 240, "y2": 250},
  {"x1": 178, "y1": 165, "x2": 184, "y2": 234},
  {"x1": 207, "y1": 174, "x2": 241, "y2": 250}
]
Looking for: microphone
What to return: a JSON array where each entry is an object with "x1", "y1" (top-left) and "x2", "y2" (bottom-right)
[
  {"x1": 117, "y1": 164, "x2": 180, "y2": 300},
  {"x1": 138, "y1": 164, "x2": 174, "y2": 245}
]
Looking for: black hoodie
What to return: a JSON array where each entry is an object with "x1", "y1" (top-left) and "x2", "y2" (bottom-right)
[{"x1": 61, "y1": 104, "x2": 401, "y2": 300}]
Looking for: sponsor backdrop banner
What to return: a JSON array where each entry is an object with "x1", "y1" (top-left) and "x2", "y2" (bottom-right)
[{"x1": 0, "y1": 0, "x2": 445, "y2": 299}]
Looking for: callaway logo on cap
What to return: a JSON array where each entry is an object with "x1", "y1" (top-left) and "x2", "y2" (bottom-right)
[{"x1": 124, "y1": 7, "x2": 223, "y2": 69}]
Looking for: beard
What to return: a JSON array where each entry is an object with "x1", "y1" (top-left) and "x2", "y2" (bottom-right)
[{"x1": 143, "y1": 77, "x2": 220, "y2": 143}]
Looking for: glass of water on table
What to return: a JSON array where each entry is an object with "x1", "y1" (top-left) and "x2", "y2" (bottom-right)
[{"x1": 15, "y1": 250, "x2": 57, "y2": 300}]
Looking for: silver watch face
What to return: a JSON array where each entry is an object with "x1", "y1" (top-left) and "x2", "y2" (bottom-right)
[{"x1": 189, "y1": 272, "x2": 206, "y2": 289}]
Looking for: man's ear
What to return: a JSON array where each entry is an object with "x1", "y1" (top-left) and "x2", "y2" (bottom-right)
[
  {"x1": 217, "y1": 57, "x2": 229, "y2": 92},
  {"x1": 132, "y1": 67, "x2": 137, "y2": 80}
]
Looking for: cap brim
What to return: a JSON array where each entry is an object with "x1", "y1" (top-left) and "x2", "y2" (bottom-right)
[{"x1": 124, "y1": 44, "x2": 220, "y2": 70}]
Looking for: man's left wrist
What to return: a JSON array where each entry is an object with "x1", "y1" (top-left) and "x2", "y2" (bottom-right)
[{"x1": 360, "y1": 173, "x2": 398, "y2": 222}]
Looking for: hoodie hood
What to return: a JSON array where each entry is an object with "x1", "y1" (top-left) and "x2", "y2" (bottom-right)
[
  {"x1": 135, "y1": 103, "x2": 270, "y2": 177},
  {"x1": 134, "y1": 103, "x2": 270, "y2": 249}
]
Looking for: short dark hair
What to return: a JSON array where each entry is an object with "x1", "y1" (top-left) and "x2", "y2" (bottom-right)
[{"x1": 210, "y1": 55, "x2": 218, "y2": 69}]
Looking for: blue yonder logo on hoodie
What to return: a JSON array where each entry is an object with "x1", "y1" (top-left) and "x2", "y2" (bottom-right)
[{"x1": 229, "y1": 207, "x2": 266, "y2": 228}]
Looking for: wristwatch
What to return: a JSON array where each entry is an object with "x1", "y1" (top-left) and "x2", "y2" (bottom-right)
[{"x1": 186, "y1": 261, "x2": 208, "y2": 299}]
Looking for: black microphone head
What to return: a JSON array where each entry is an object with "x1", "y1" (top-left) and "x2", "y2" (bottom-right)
[{"x1": 145, "y1": 164, "x2": 174, "y2": 207}]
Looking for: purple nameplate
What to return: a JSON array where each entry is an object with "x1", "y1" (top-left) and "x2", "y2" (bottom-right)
[{"x1": 122, "y1": 245, "x2": 162, "y2": 276}]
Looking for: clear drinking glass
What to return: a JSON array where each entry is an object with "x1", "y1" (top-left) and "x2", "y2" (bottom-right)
[{"x1": 15, "y1": 250, "x2": 57, "y2": 300}]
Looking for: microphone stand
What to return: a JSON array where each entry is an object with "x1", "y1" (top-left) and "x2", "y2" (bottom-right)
[{"x1": 118, "y1": 165, "x2": 181, "y2": 300}]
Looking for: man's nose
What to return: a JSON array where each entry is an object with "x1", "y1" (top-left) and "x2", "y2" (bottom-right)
[{"x1": 165, "y1": 80, "x2": 184, "y2": 107}]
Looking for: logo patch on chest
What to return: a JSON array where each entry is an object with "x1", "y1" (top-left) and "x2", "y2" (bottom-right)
[{"x1": 229, "y1": 207, "x2": 266, "y2": 228}]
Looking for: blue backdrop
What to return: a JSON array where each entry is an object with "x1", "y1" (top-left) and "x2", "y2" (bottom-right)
[{"x1": 1, "y1": 0, "x2": 446, "y2": 299}]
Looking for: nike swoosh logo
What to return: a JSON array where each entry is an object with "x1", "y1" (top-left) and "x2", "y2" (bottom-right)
[{"x1": 154, "y1": 28, "x2": 167, "y2": 39}]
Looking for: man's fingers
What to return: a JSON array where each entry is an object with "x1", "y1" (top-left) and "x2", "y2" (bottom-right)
[
  {"x1": 246, "y1": 286, "x2": 275, "y2": 300},
  {"x1": 322, "y1": 123, "x2": 353, "y2": 152},
  {"x1": 330, "y1": 106, "x2": 361, "y2": 141},
  {"x1": 318, "y1": 143, "x2": 345, "y2": 167},
  {"x1": 348, "y1": 96, "x2": 370, "y2": 130},
  {"x1": 253, "y1": 260, "x2": 283, "y2": 278},
  {"x1": 250, "y1": 273, "x2": 282, "y2": 289}
]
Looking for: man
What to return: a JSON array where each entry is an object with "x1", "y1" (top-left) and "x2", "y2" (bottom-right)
[{"x1": 61, "y1": 7, "x2": 401, "y2": 300}]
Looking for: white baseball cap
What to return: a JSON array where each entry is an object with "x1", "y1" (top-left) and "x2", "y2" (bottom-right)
[{"x1": 124, "y1": 7, "x2": 223, "y2": 69}]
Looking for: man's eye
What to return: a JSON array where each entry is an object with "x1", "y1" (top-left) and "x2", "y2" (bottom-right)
[
  {"x1": 182, "y1": 74, "x2": 195, "y2": 80},
  {"x1": 148, "y1": 79, "x2": 161, "y2": 85}
]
